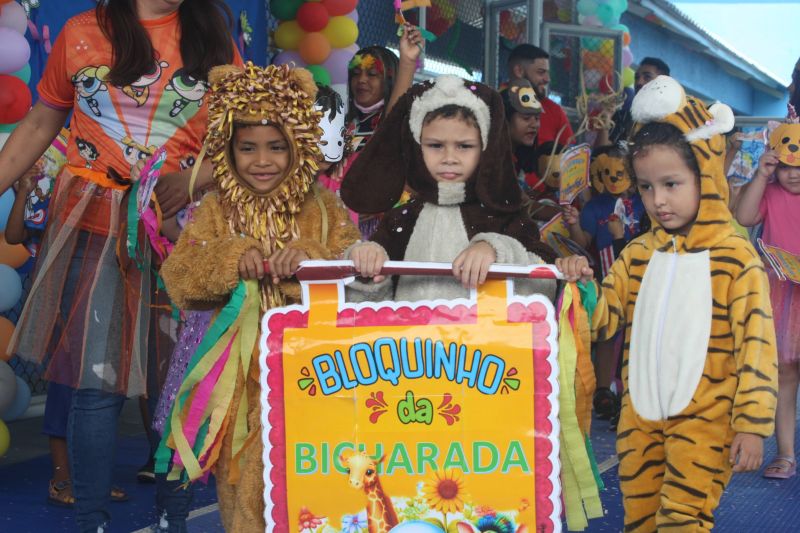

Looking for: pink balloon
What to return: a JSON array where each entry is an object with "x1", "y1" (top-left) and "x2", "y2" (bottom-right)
[
  {"x1": 272, "y1": 50, "x2": 303, "y2": 67},
  {"x1": 622, "y1": 47, "x2": 633, "y2": 68},
  {"x1": 0, "y1": 28, "x2": 30, "y2": 74},
  {"x1": 323, "y1": 48, "x2": 355, "y2": 85},
  {"x1": 579, "y1": 14, "x2": 603, "y2": 27},
  {"x1": 0, "y1": 1, "x2": 27, "y2": 35}
]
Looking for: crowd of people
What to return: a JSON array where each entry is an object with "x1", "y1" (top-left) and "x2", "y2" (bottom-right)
[{"x1": 0, "y1": 0, "x2": 798, "y2": 532}]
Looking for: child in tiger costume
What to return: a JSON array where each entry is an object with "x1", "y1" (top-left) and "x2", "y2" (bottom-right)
[{"x1": 557, "y1": 76, "x2": 778, "y2": 531}]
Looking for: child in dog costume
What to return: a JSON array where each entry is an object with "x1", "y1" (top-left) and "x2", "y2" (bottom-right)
[
  {"x1": 341, "y1": 75, "x2": 556, "y2": 302},
  {"x1": 158, "y1": 63, "x2": 360, "y2": 531},
  {"x1": 557, "y1": 75, "x2": 777, "y2": 531}
]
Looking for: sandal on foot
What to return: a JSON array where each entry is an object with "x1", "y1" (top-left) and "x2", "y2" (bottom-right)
[
  {"x1": 763, "y1": 456, "x2": 796, "y2": 479},
  {"x1": 48, "y1": 479, "x2": 75, "y2": 508},
  {"x1": 110, "y1": 485, "x2": 129, "y2": 502}
]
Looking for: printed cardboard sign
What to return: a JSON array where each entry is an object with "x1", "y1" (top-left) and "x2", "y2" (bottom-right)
[
  {"x1": 759, "y1": 239, "x2": 800, "y2": 284},
  {"x1": 259, "y1": 262, "x2": 562, "y2": 533},
  {"x1": 558, "y1": 144, "x2": 591, "y2": 205}
]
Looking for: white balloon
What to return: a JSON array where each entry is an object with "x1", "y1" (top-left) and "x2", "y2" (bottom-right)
[{"x1": 0, "y1": 2, "x2": 27, "y2": 35}]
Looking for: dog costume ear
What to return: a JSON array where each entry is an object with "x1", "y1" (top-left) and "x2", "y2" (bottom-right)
[{"x1": 472, "y1": 85, "x2": 522, "y2": 212}]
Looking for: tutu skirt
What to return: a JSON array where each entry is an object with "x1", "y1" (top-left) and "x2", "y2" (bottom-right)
[{"x1": 768, "y1": 269, "x2": 800, "y2": 364}]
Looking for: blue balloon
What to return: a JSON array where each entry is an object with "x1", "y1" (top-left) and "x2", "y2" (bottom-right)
[
  {"x1": 0, "y1": 189, "x2": 14, "y2": 231},
  {"x1": 0, "y1": 264, "x2": 22, "y2": 313},
  {"x1": 1, "y1": 375, "x2": 31, "y2": 421}
]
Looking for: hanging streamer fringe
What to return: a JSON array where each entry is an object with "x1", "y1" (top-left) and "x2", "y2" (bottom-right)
[{"x1": 557, "y1": 282, "x2": 603, "y2": 530}]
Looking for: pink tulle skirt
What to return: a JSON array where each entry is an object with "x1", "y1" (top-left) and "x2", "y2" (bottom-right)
[{"x1": 768, "y1": 270, "x2": 800, "y2": 364}]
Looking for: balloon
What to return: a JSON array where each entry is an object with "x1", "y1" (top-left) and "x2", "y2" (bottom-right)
[
  {"x1": 0, "y1": 264, "x2": 22, "y2": 312},
  {"x1": 0, "y1": 122, "x2": 16, "y2": 133},
  {"x1": 274, "y1": 20, "x2": 305, "y2": 51},
  {"x1": 322, "y1": 0, "x2": 358, "y2": 17},
  {"x1": 0, "y1": 74, "x2": 31, "y2": 124},
  {"x1": 346, "y1": 9, "x2": 358, "y2": 23},
  {"x1": 623, "y1": 31, "x2": 631, "y2": 47},
  {"x1": 597, "y1": 3, "x2": 619, "y2": 27},
  {"x1": 0, "y1": 316, "x2": 13, "y2": 362},
  {"x1": 2, "y1": 375, "x2": 30, "y2": 421},
  {"x1": 557, "y1": 8, "x2": 571, "y2": 23},
  {"x1": 0, "y1": 131, "x2": 8, "y2": 150},
  {"x1": 0, "y1": 189, "x2": 13, "y2": 231},
  {"x1": 323, "y1": 47, "x2": 355, "y2": 85},
  {"x1": 0, "y1": 1, "x2": 26, "y2": 34},
  {"x1": 306, "y1": 64, "x2": 331, "y2": 86},
  {"x1": 610, "y1": 0, "x2": 629, "y2": 13},
  {"x1": 611, "y1": 23, "x2": 630, "y2": 34},
  {"x1": 584, "y1": 68, "x2": 603, "y2": 89},
  {"x1": 579, "y1": 14, "x2": 602, "y2": 27},
  {"x1": 0, "y1": 233, "x2": 29, "y2": 268},
  {"x1": 0, "y1": 360, "x2": 16, "y2": 416},
  {"x1": 321, "y1": 16, "x2": 358, "y2": 49},
  {"x1": 576, "y1": 0, "x2": 598, "y2": 17},
  {"x1": 296, "y1": 2, "x2": 330, "y2": 33},
  {"x1": 599, "y1": 40, "x2": 614, "y2": 58},
  {"x1": 622, "y1": 46, "x2": 634, "y2": 68},
  {"x1": 299, "y1": 32, "x2": 332, "y2": 65},
  {"x1": 11, "y1": 63, "x2": 30, "y2": 83},
  {"x1": 269, "y1": 0, "x2": 302, "y2": 21},
  {"x1": 0, "y1": 419, "x2": 8, "y2": 457},
  {"x1": 272, "y1": 50, "x2": 302, "y2": 67},
  {"x1": 0, "y1": 28, "x2": 30, "y2": 74},
  {"x1": 580, "y1": 37, "x2": 602, "y2": 52},
  {"x1": 622, "y1": 66, "x2": 635, "y2": 87}
]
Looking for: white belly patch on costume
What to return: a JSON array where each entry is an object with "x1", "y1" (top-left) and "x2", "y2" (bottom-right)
[{"x1": 628, "y1": 249, "x2": 712, "y2": 420}]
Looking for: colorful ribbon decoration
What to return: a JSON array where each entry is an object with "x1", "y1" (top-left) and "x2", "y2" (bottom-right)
[
  {"x1": 557, "y1": 282, "x2": 603, "y2": 530},
  {"x1": 155, "y1": 279, "x2": 260, "y2": 483}
]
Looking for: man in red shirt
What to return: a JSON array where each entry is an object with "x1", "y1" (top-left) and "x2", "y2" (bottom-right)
[{"x1": 508, "y1": 44, "x2": 573, "y2": 146}]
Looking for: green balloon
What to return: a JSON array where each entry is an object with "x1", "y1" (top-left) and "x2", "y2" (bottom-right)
[
  {"x1": 11, "y1": 64, "x2": 31, "y2": 84},
  {"x1": 306, "y1": 65, "x2": 331, "y2": 86},
  {"x1": 270, "y1": 0, "x2": 302, "y2": 21},
  {"x1": 0, "y1": 123, "x2": 17, "y2": 134}
]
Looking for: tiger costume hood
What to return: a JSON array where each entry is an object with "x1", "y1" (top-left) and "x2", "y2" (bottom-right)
[{"x1": 630, "y1": 75, "x2": 735, "y2": 251}]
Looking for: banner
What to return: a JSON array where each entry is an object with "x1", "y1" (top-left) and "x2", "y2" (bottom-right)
[
  {"x1": 558, "y1": 144, "x2": 591, "y2": 205},
  {"x1": 259, "y1": 262, "x2": 563, "y2": 532}
]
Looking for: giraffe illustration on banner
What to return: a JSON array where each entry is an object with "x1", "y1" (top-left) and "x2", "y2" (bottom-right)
[{"x1": 340, "y1": 450, "x2": 399, "y2": 533}]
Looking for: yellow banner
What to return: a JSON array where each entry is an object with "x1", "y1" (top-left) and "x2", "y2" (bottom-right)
[{"x1": 259, "y1": 278, "x2": 561, "y2": 532}]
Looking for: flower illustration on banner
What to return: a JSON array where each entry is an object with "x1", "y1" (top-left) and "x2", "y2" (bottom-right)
[
  {"x1": 297, "y1": 366, "x2": 317, "y2": 396},
  {"x1": 422, "y1": 469, "x2": 468, "y2": 514},
  {"x1": 436, "y1": 393, "x2": 461, "y2": 425},
  {"x1": 298, "y1": 506, "x2": 325, "y2": 532},
  {"x1": 341, "y1": 510, "x2": 367, "y2": 532},
  {"x1": 366, "y1": 391, "x2": 389, "y2": 423}
]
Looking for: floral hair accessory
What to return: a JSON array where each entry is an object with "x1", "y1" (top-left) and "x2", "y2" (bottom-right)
[{"x1": 348, "y1": 53, "x2": 385, "y2": 75}]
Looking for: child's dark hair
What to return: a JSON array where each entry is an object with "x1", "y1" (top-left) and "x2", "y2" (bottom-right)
[
  {"x1": 423, "y1": 105, "x2": 479, "y2": 130},
  {"x1": 627, "y1": 122, "x2": 701, "y2": 181},
  {"x1": 534, "y1": 141, "x2": 565, "y2": 159},
  {"x1": 591, "y1": 144, "x2": 625, "y2": 161}
]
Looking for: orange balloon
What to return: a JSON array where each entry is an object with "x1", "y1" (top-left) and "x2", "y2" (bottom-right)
[
  {"x1": 623, "y1": 32, "x2": 631, "y2": 47},
  {"x1": 0, "y1": 232, "x2": 30, "y2": 269},
  {"x1": 299, "y1": 32, "x2": 332, "y2": 65},
  {"x1": 0, "y1": 317, "x2": 14, "y2": 362}
]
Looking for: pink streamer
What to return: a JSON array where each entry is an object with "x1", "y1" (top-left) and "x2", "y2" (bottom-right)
[{"x1": 174, "y1": 331, "x2": 238, "y2": 469}]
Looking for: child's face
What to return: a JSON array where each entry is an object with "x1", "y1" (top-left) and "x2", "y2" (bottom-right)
[
  {"x1": 350, "y1": 67, "x2": 384, "y2": 108},
  {"x1": 633, "y1": 145, "x2": 700, "y2": 235},
  {"x1": 232, "y1": 125, "x2": 290, "y2": 195},
  {"x1": 420, "y1": 116, "x2": 481, "y2": 184},
  {"x1": 775, "y1": 163, "x2": 800, "y2": 195},
  {"x1": 507, "y1": 112, "x2": 540, "y2": 148}
]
